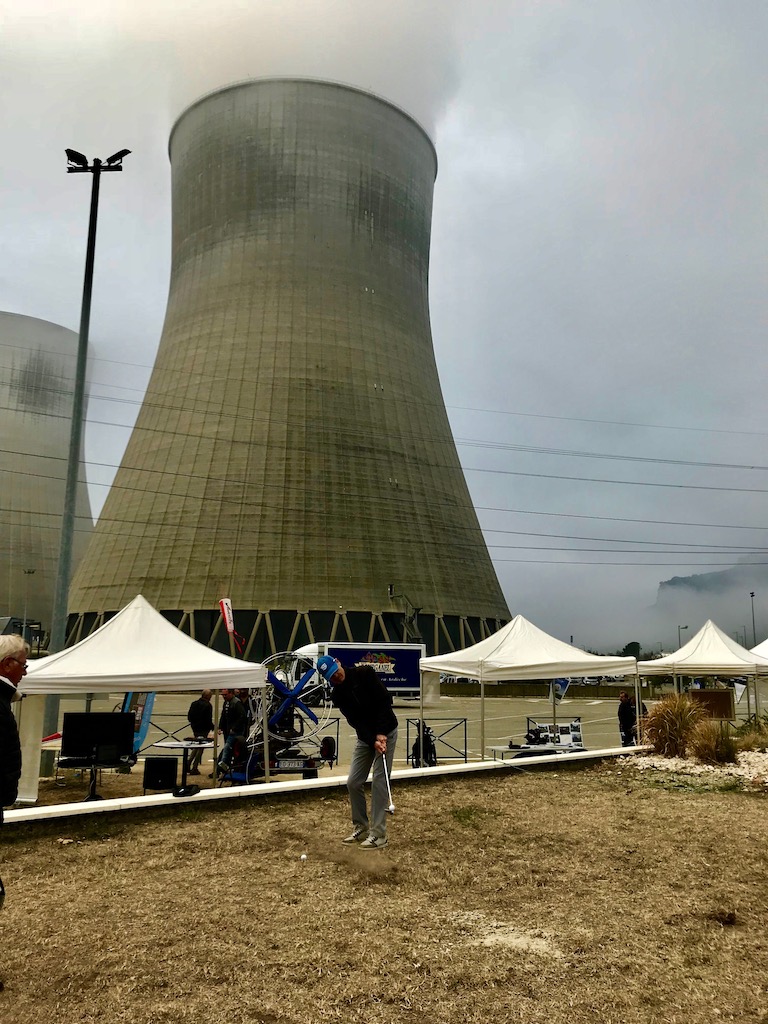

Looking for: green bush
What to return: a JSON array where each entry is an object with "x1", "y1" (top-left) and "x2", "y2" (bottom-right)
[
  {"x1": 689, "y1": 719, "x2": 738, "y2": 765},
  {"x1": 643, "y1": 694, "x2": 706, "y2": 757}
]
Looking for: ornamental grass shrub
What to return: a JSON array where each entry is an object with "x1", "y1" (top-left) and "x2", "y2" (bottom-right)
[
  {"x1": 643, "y1": 693, "x2": 706, "y2": 757},
  {"x1": 735, "y1": 712, "x2": 768, "y2": 753},
  {"x1": 688, "y1": 719, "x2": 738, "y2": 765}
]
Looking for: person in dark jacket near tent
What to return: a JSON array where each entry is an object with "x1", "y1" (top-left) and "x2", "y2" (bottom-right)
[
  {"x1": 617, "y1": 690, "x2": 636, "y2": 746},
  {"x1": 0, "y1": 636, "x2": 26, "y2": 825},
  {"x1": 216, "y1": 687, "x2": 249, "y2": 773},
  {"x1": 317, "y1": 655, "x2": 398, "y2": 850},
  {"x1": 187, "y1": 689, "x2": 214, "y2": 775},
  {"x1": 0, "y1": 635, "x2": 28, "y2": 934}
]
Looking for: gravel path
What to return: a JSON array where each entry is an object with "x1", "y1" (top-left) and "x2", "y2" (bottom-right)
[{"x1": 630, "y1": 749, "x2": 768, "y2": 788}]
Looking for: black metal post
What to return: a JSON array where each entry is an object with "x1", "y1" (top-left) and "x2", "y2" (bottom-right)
[
  {"x1": 49, "y1": 160, "x2": 101, "y2": 656},
  {"x1": 43, "y1": 149, "x2": 128, "y2": 770}
]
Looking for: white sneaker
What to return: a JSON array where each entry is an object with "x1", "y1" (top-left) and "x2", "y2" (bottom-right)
[
  {"x1": 342, "y1": 825, "x2": 368, "y2": 844},
  {"x1": 359, "y1": 834, "x2": 388, "y2": 850}
]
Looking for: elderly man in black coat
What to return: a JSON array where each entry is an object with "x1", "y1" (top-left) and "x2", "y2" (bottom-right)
[
  {"x1": 0, "y1": 634, "x2": 28, "y2": 923},
  {"x1": 0, "y1": 635, "x2": 26, "y2": 824}
]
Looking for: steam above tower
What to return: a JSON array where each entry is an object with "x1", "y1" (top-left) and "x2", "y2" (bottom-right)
[{"x1": 68, "y1": 79, "x2": 509, "y2": 655}]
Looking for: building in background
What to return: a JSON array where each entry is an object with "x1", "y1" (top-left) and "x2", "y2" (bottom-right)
[
  {"x1": 68, "y1": 79, "x2": 509, "y2": 656},
  {"x1": 0, "y1": 312, "x2": 93, "y2": 639}
]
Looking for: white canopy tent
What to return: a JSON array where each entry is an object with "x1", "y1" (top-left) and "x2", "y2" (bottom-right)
[
  {"x1": 419, "y1": 614, "x2": 638, "y2": 757},
  {"x1": 18, "y1": 595, "x2": 267, "y2": 804},
  {"x1": 23, "y1": 594, "x2": 266, "y2": 693},
  {"x1": 637, "y1": 619, "x2": 768, "y2": 718}
]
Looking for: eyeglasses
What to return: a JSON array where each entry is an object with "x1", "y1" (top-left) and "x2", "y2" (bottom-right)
[{"x1": 7, "y1": 657, "x2": 27, "y2": 673}]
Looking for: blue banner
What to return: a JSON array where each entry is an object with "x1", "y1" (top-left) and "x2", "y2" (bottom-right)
[
  {"x1": 327, "y1": 645, "x2": 421, "y2": 694},
  {"x1": 549, "y1": 678, "x2": 571, "y2": 704}
]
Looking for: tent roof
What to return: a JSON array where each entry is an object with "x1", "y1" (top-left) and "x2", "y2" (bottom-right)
[
  {"x1": 419, "y1": 614, "x2": 637, "y2": 680},
  {"x1": 24, "y1": 595, "x2": 266, "y2": 693},
  {"x1": 637, "y1": 619, "x2": 768, "y2": 676}
]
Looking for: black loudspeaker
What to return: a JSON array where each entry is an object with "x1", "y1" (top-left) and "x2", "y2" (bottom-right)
[{"x1": 143, "y1": 757, "x2": 178, "y2": 794}]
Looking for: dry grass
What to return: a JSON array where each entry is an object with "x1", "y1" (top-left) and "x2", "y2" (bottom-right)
[
  {"x1": 2, "y1": 762, "x2": 768, "y2": 1023},
  {"x1": 689, "y1": 720, "x2": 738, "y2": 765}
]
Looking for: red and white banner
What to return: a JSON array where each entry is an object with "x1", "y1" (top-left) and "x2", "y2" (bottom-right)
[
  {"x1": 219, "y1": 597, "x2": 245, "y2": 654},
  {"x1": 219, "y1": 597, "x2": 235, "y2": 634}
]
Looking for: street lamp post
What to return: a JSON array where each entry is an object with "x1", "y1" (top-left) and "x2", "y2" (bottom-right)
[
  {"x1": 750, "y1": 592, "x2": 757, "y2": 647},
  {"x1": 44, "y1": 148, "x2": 130, "y2": 760},
  {"x1": 49, "y1": 148, "x2": 130, "y2": 655},
  {"x1": 677, "y1": 624, "x2": 689, "y2": 648}
]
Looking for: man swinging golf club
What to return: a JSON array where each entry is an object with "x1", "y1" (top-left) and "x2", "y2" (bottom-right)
[{"x1": 317, "y1": 654, "x2": 398, "y2": 850}]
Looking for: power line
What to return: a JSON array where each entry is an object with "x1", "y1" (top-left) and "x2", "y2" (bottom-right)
[
  {"x1": 465, "y1": 466, "x2": 768, "y2": 494},
  {"x1": 450, "y1": 404, "x2": 768, "y2": 439},
  {"x1": 493, "y1": 559, "x2": 768, "y2": 566},
  {"x1": 457, "y1": 438, "x2": 768, "y2": 473},
  {"x1": 476, "y1": 505, "x2": 768, "y2": 532}
]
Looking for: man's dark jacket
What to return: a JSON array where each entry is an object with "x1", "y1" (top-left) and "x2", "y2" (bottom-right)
[
  {"x1": 331, "y1": 664, "x2": 398, "y2": 748},
  {"x1": 219, "y1": 695, "x2": 248, "y2": 738},
  {"x1": 188, "y1": 697, "x2": 214, "y2": 737},
  {"x1": 617, "y1": 700, "x2": 636, "y2": 733},
  {"x1": 0, "y1": 678, "x2": 21, "y2": 808}
]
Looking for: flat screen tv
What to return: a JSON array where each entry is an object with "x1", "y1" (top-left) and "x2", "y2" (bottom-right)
[{"x1": 60, "y1": 712, "x2": 136, "y2": 763}]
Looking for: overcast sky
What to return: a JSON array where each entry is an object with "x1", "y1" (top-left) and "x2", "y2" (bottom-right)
[{"x1": 2, "y1": 0, "x2": 767, "y2": 651}]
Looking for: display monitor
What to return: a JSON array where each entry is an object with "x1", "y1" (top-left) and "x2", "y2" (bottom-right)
[{"x1": 60, "y1": 712, "x2": 136, "y2": 763}]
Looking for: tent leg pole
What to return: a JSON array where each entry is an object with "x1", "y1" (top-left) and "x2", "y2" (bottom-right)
[
  {"x1": 213, "y1": 690, "x2": 220, "y2": 778},
  {"x1": 262, "y1": 694, "x2": 270, "y2": 784},
  {"x1": 419, "y1": 671, "x2": 425, "y2": 767},
  {"x1": 552, "y1": 682, "x2": 557, "y2": 740},
  {"x1": 480, "y1": 673, "x2": 485, "y2": 761}
]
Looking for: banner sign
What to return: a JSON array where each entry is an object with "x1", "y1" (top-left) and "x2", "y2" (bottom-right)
[
  {"x1": 219, "y1": 598, "x2": 235, "y2": 634},
  {"x1": 549, "y1": 678, "x2": 571, "y2": 704},
  {"x1": 218, "y1": 597, "x2": 244, "y2": 654},
  {"x1": 327, "y1": 644, "x2": 421, "y2": 694}
]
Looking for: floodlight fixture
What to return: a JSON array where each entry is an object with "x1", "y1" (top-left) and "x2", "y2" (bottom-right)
[
  {"x1": 65, "y1": 148, "x2": 89, "y2": 168},
  {"x1": 105, "y1": 148, "x2": 131, "y2": 166}
]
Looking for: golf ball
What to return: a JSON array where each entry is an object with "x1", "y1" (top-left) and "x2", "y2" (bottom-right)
[
  {"x1": 388, "y1": 803, "x2": 395, "y2": 813},
  {"x1": 300, "y1": 853, "x2": 307, "y2": 861}
]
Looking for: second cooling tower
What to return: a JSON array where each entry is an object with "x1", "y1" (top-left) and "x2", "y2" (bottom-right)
[{"x1": 69, "y1": 79, "x2": 510, "y2": 656}]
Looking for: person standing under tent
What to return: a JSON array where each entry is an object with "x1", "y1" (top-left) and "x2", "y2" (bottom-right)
[
  {"x1": 316, "y1": 655, "x2": 398, "y2": 850},
  {"x1": 186, "y1": 689, "x2": 214, "y2": 775},
  {"x1": 617, "y1": 690, "x2": 636, "y2": 747},
  {"x1": 216, "y1": 687, "x2": 249, "y2": 773}
]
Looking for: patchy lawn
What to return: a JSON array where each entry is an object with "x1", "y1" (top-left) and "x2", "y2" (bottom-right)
[{"x1": 1, "y1": 761, "x2": 767, "y2": 1023}]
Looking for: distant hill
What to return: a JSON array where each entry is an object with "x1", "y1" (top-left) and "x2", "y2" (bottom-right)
[{"x1": 650, "y1": 560, "x2": 768, "y2": 644}]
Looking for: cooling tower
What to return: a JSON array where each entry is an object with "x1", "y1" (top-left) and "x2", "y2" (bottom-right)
[
  {"x1": 68, "y1": 79, "x2": 509, "y2": 656},
  {"x1": 0, "y1": 312, "x2": 93, "y2": 633}
]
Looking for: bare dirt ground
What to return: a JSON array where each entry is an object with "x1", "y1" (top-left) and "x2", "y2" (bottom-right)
[{"x1": 2, "y1": 757, "x2": 768, "y2": 1024}]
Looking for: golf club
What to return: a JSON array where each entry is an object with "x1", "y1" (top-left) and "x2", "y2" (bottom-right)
[{"x1": 381, "y1": 750, "x2": 395, "y2": 814}]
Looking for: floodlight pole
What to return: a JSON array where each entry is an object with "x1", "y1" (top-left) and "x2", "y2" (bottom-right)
[
  {"x1": 750, "y1": 592, "x2": 756, "y2": 647},
  {"x1": 45, "y1": 151, "x2": 128, "y2": 758}
]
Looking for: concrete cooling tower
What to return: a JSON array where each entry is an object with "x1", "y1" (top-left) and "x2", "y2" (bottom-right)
[
  {"x1": 0, "y1": 312, "x2": 93, "y2": 634},
  {"x1": 68, "y1": 79, "x2": 510, "y2": 657}
]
